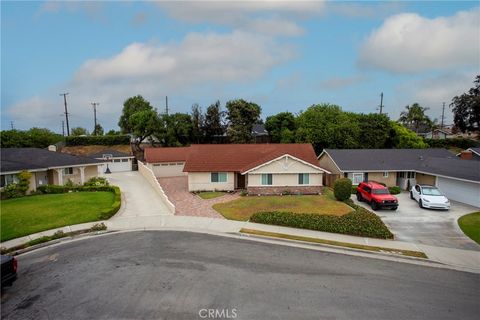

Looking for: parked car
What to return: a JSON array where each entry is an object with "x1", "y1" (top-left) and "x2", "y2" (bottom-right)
[
  {"x1": 410, "y1": 184, "x2": 450, "y2": 210},
  {"x1": 356, "y1": 181, "x2": 398, "y2": 210},
  {"x1": 1, "y1": 254, "x2": 17, "y2": 288}
]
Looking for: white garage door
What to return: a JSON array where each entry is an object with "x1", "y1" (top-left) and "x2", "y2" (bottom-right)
[
  {"x1": 151, "y1": 162, "x2": 185, "y2": 177},
  {"x1": 437, "y1": 177, "x2": 480, "y2": 207},
  {"x1": 100, "y1": 159, "x2": 132, "y2": 173}
]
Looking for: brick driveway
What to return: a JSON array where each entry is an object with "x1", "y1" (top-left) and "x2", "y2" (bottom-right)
[{"x1": 158, "y1": 176, "x2": 240, "y2": 218}]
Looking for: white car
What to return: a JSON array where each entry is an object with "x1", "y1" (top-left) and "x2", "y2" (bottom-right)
[{"x1": 410, "y1": 184, "x2": 450, "y2": 210}]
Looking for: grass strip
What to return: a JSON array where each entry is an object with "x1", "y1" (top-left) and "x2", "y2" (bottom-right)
[{"x1": 240, "y1": 228, "x2": 428, "y2": 259}]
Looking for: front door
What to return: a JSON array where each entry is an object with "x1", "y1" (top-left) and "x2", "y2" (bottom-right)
[
  {"x1": 35, "y1": 171, "x2": 48, "y2": 188},
  {"x1": 236, "y1": 173, "x2": 246, "y2": 189}
]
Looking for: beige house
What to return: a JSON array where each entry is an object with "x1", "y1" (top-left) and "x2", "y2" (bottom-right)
[
  {"x1": 145, "y1": 144, "x2": 329, "y2": 195},
  {"x1": 1, "y1": 148, "x2": 102, "y2": 192}
]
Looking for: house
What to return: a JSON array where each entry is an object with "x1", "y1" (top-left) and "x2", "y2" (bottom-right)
[
  {"x1": 1, "y1": 148, "x2": 103, "y2": 192},
  {"x1": 318, "y1": 148, "x2": 480, "y2": 207},
  {"x1": 60, "y1": 145, "x2": 134, "y2": 173},
  {"x1": 252, "y1": 124, "x2": 271, "y2": 143},
  {"x1": 145, "y1": 144, "x2": 329, "y2": 195},
  {"x1": 456, "y1": 147, "x2": 480, "y2": 161},
  {"x1": 424, "y1": 129, "x2": 450, "y2": 140}
]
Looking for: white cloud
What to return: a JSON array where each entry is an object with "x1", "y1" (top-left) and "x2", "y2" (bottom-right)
[
  {"x1": 359, "y1": 8, "x2": 480, "y2": 73},
  {"x1": 7, "y1": 31, "x2": 294, "y2": 131},
  {"x1": 320, "y1": 75, "x2": 367, "y2": 90}
]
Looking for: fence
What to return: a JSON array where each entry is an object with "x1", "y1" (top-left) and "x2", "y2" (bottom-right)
[{"x1": 137, "y1": 160, "x2": 175, "y2": 214}]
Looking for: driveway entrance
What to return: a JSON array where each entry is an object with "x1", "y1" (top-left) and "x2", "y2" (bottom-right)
[{"x1": 353, "y1": 192, "x2": 479, "y2": 251}]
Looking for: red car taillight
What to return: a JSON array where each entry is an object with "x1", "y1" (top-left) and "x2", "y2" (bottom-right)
[{"x1": 13, "y1": 257, "x2": 17, "y2": 273}]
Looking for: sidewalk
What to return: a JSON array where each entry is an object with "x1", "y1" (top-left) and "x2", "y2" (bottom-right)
[{"x1": 3, "y1": 215, "x2": 480, "y2": 274}]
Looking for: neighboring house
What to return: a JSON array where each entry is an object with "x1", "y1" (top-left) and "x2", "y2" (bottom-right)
[
  {"x1": 145, "y1": 144, "x2": 329, "y2": 195},
  {"x1": 424, "y1": 129, "x2": 450, "y2": 140},
  {"x1": 318, "y1": 148, "x2": 480, "y2": 207},
  {"x1": 252, "y1": 124, "x2": 271, "y2": 143},
  {"x1": 144, "y1": 147, "x2": 190, "y2": 177},
  {"x1": 60, "y1": 145, "x2": 134, "y2": 173},
  {"x1": 1, "y1": 148, "x2": 102, "y2": 192},
  {"x1": 456, "y1": 147, "x2": 480, "y2": 161}
]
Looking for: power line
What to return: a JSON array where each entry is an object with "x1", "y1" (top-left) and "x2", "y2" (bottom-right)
[
  {"x1": 60, "y1": 93, "x2": 70, "y2": 136},
  {"x1": 91, "y1": 102, "x2": 100, "y2": 135}
]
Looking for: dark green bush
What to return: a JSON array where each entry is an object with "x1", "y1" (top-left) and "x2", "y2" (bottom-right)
[
  {"x1": 334, "y1": 178, "x2": 352, "y2": 201},
  {"x1": 0, "y1": 183, "x2": 22, "y2": 199},
  {"x1": 65, "y1": 135, "x2": 130, "y2": 146},
  {"x1": 250, "y1": 207, "x2": 393, "y2": 239},
  {"x1": 351, "y1": 185, "x2": 358, "y2": 194},
  {"x1": 83, "y1": 177, "x2": 109, "y2": 187},
  {"x1": 388, "y1": 186, "x2": 401, "y2": 194}
]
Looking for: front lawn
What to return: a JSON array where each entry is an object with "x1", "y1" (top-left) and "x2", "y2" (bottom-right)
[
  {"x1": 212, "y1": 195, "x2": 353, "y2": 221},
  {"x1": 1, "y1": 192, "x2": 115, "y2": 242},
  {"x1": 197, "y1": 191, "x2": 226, "y2": 200},
  {"x1": 458, "y1": 212, "x2": 480, "y2": 245}
]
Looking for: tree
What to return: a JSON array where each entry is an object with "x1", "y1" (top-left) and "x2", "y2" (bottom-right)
[
  {"x1": 130, "y1": 109, "x2": 162, "y2": 150},
  {"x1": 295, "y1": 104, "x2": 360, "y2": 153},
  {"x1": 191, "y1": 103, "x2": 204, "y2": 143},
  {"x1": 70, "y1": 127, "x2": 89, "y2": 136},
  {"x1": 398, "y1": 103, "x2": 433, "y2": 133},
  {"x1": 0, "y1": 128, "x2": 63, "y2": 148},
  {"x1": 105, "y1": 129, "x2": 121, "y2": 135},
  {"x1": 118, "y1": 95, "x2": 154, "y2": 134},
  {"x1": 204, "y1": 101, "x2": 226, "y2": 142},
  {"x1": 355, "y1": 113, "x2": 392, "y2": 149},
  {"x1": 450, "y1": 75, "x2": 480, "y2": 132},
  {"x1": 265, "y1": 112, "x2": 296, "y2": 143},
  {"x1": 226, "y1": 99, "x2": 261, "y2": 143},
  {"x1": 92, "y1": 124, "x2": 104, "y2": 136},
  {"x1": 388, "y1": 122, "x2": 428, "y2": 149},
  {"x1": 163, "y1": 113, "x2": 193, "y2": 146}
]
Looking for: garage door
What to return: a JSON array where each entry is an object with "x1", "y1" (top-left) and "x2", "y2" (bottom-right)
[
  {"x1": 437, "y1": 177, "x2": 480, "y2": 207},
  {"x1": 151, "y1": 162, "x2": 185, "y2": 177},
  {"x1": 100, "y1": 159, "x2": 131, "y2": 173}
]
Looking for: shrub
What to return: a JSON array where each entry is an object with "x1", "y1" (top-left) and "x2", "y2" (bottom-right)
[
  {"x1": 65, "y1": 135, "x2": 130, "y2": 146},
  {"x1": 388, "y1": 186, "x2": 401, "y2": 195},
  {"x1": 84, "y1": 177, "x2": 109, "y2": 187},
  {"x1": 334, "y1": 178, "x2": 352, "y2": 201},
  {"x1": 98, "y1": 186, "x2": 121, "y2": 220},
  {"x1": 351, "y1": 185, "x2": 358, "y2": 194},
  {"x1": 1, "y1": 183, "x2": 22, "y2": 199},
  {"x1": 250, "y1": 207, "x2": 393, "y2": 239},
  {"x1": 17, "y1": 170, "x2": 32, "y2": 195},
  {"x1": 240, "y1": 190, "x2": 248, "y2": 197},
  {"x1": 90, "y1": 223, "x2": 107, "y2": 231}
]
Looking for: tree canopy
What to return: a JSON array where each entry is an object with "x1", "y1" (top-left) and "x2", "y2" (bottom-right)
[
  {"x1": 226, "y1": 99, "x2": 261, "y2": 143},
  {"x1": 398, "y1": 103, "x2": 433, "y2": 133},
  {"x1": 450, "y1": 75, "x2": 480, "y2": 132},
  {"x1": 0, "y1": 128, "x2": 63, "y2": 148},
  {"x1": 265, "y1": 112, "x2": 296, "y2": 143},
  {"x1": 70, "y1": 127, "x2": 89, "y2": 136},
  {"x1": 118, "y1": 95, "x2": 154, "y2": 134}
]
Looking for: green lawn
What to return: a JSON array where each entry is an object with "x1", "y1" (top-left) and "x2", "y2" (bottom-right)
[
  {"x1": 1, "y1": 192, "x2": 114, "y2": 242},
  {"x1": 197, "y1": 191, "x2": 226, "y2": 200},
  {"x1": 458, "y1": 212, "x2": 480, "y2": 245},
  {"x1": 212, "y1": 195, "x2": 353, "y2": 221}
]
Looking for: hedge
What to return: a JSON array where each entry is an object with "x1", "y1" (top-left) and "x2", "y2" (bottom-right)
[
  {"x1": 250, "y1": 204, "x2": 393, "y2": 239},
  {"x1": 65, "y1": 135, "x2": 130, "y2": 146},
  {"x1": 37, "y1": 185, "x2": 121, "y2": 220},
  {"x1": 388, "y1": 186, "x2": 401, "y2": 194}
]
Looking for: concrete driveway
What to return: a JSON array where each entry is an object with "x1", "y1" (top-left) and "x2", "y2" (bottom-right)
[
  {"x1": 353, "y1": 192, "x2": 480, "y2": 251},
  {"x1": 106, "y1": 171, "x2": 173, "y2": 218}
]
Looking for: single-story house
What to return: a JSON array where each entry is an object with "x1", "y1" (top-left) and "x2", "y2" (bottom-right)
[
  {"x1": 456, "y1": 147, "x2": 480, "y2": 161},
  {"x1": 144, "y1": 147, "x2": 191, "y2": 177},
  {"x1": 318, "y1": 148, "x2": 480, "y2": 207},
  {"x1": 1, "y1": 148, "x2": 103, "y2": 192},
  {"x1": 59, "y1": 145, "x2": 134, "y2": 173},
  {"x1": 424, "y1": 129, "x2": 450, "y2": 140},
  {"x1": 145, "y1": 144, "x2": 329, "y2": 195}
]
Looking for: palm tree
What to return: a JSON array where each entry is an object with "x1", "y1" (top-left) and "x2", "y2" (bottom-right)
[{"x1": 398, "y1": 103, "x2": 432, "y2": 133}]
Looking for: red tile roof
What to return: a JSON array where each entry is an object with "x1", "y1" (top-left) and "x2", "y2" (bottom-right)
[
  {"x1": 183, "y1": 144, "x2": 320, "y2": 173},
  {"x1": 144, "y1": 147, "x2": 191, "y2": 163}
]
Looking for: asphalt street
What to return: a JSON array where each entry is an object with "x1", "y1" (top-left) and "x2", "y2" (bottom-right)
[{"x1": 1, "y1": 231, "x2": 479, "y2": 320}]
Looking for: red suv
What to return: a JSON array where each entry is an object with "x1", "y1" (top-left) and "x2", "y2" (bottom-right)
[{"x1": 356, "y1": 181, "x2": 398, "y2": 211}]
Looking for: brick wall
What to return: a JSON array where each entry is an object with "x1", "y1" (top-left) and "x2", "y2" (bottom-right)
[{"x1": 247, "y1": 186, "x2": 322, "y2": 195}]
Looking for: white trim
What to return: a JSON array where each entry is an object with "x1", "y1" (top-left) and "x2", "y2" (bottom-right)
[
  {"x1": 317, "y1": 150, "x2": 343, "y2": 174},
  {"x1": 0, "y1": 163, "x2": 102, "y2": 175},
  {"x1": 242, "y1": 153, "x2": 330, "y2": 174},
  {"x1": 467, "y1": 148, "x2": 480, "y2": 157},
  {"x1": 415, "y1": 170, "x2": 480, "y2": 184}
]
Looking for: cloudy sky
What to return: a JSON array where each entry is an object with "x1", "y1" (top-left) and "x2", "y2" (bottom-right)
[{"x1": 2, "y1": 1, "x2": 479, "y2": 133}]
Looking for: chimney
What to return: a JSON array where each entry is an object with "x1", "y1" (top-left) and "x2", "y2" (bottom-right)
[
  {"x1": 48, "y1": 145, "x2": 57, "y2": 152},
  {"x1": 460, "y1": 151, "x2": 473, "y2": 160}
]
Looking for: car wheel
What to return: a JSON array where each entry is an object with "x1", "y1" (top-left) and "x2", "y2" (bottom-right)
[
  {"x1": 418, "y1": 199, "x2": 423, "y2": 208},
  {"x1": 371, "y1": 201, "x2": 378, "y2": 210},
  {"x1": 410, "y1": 191, "x2": 414, "y2": 200},
  {"x1": 356, "y1": 192, "x2": 363, "y2": 202}
]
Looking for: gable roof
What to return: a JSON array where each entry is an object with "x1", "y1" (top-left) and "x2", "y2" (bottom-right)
[
  {"x1": 417, "y1": 157, "x2": 480, "y2": 182},
  {"x1": 1, "y1": 148, "x2": 101, "y2": 173},
  {"x1": 183, "y1": 144, "x2": 320, "y2": 173},
  {"x1": 320, "y1": 149, "x2": 453, "y2": 172},
  {"x1": 144, "y1": 147, "x2": 191, "y2": 163},
  {"x1": 252, "y1": 124, "x2": 268, "y2": 136}
]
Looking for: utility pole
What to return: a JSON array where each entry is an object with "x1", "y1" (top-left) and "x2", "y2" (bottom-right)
[
  {"x1": 60, "y1": 93, "x2": 70, "y2": 136},
  {"x1": 10, "y1": 121, "x2": 14, "y2": 130},
  {"x1": 62, "y1": 121, "x2": 65, "y2": 137},
  {"x1": 91, "y1": 102, "x2": 99, "y2": 135},
  {"x1": 165, "y1": 96, "x2": 169, "y2": 115},
  {"x1": 379, "y1": 92, "x2": 384, "y2": 114},
  {"x1": 441, "y1": 102, "x2": 446, "y2": 129}
]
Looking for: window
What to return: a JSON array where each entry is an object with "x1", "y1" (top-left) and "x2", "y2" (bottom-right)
[
  {"x1": 176, "y1": 163, "x2": 183, "y2": 165},
  {"x1": 261, "y1": 174, "x2": 273, "y2": 185},
  {"x1": 161, "y1": 163, "x2": 169, "y2": 166},
  {"x1": 352, "y1": 173, "x2": 364, "y2": 185},
  {"x1": 114, "y1": 159, "x2": 121, "y2": 163},
  {"x1": 383, "y1": 172, "x2": 389, "y2": 178},
  {"x1": 122, "y1": 159, "x2": 129, "y2": 162},
  {"x1": 298, "y1": 173, "x2": 309, "y2": 185},
  {"x1": 211, "y1": 172, "x2": 227, "y2": 183},
  {"x1": 64, "y1": 167, "x2": 73, "y2": 175},
  {"x1": 407, "y1": 172, "x2": 416, "y2": 179},
  {"x1": 0, "y1": 175, "x2": 16, "y2": 187}
]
